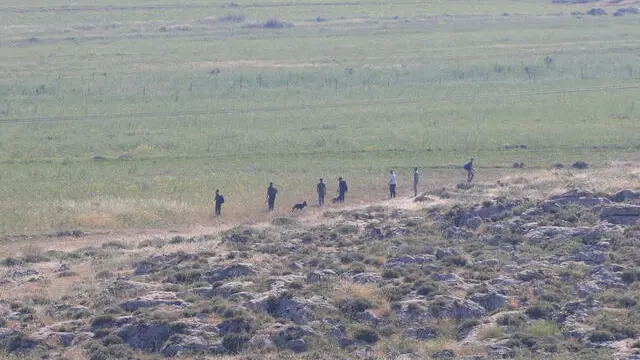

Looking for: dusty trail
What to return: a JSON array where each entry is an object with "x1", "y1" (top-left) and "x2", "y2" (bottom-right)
[{"x1": 0, "y1": 194, "x2": 443, "y2": 256}]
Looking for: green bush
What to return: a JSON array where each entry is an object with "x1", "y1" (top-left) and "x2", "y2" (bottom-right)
[
  {"x1": 525, "y1": 302, "x2": 556, "y2": 320},
  {"x1": 91, "y1": 314, "x2": 115, "y2": 328},
  {"x1": 338, "y1": 298, "x2": 373, "y2": 318},
  {"x1": 222, "y1": 333, "x2": 251, "y2": 353},
  {"x1": 497, "y1": 312, "x2": 528, "y2": 328},
  {"x1": 353, "y1": 327, "x2": 379, "y2": 344},
  {"x1": 588, "y1": 330, "x2": 615, "y2": 343}
]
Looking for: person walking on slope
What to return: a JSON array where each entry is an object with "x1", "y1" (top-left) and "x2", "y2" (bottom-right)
[
  {"x1": 266, "y1": 182, "x2": 278, "y2": 211},
  {"x1": 413, "y1": 167, "x2": 419, "y2": 197},
  {"x1": 337, "y1": 177, "x2": 348, "y2": 203},
  {"x1": 464, "y1": 158, "x2": 475, "y2": 184},
  {"x1": 388, "y1": 170, "x2": 397, "y2": 198},
  {"x1": 317, "y1": 178, "x2": 326, "y2": 206},
  {"x1": 214, "y1": 189, "x2": 225, "y2": 216}
]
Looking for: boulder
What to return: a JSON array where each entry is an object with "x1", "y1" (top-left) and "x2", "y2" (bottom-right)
[
  {"x1": 206, "y1": 263, "x2": 259, "y2": 282},
  {"x1": 119, "y1": 291, "x2": 186, "y2": 312},
  {"x1": 405, "y1": 327, "x2": 437, "y2": 340},
  {"x1": 432, "y1": 349, "x2": 455, "y2": 359},
  {"x1": 117, "y1": 321, "x2": 177, "y2": 351},
  {"x1": 386, "y1": 255, "x2": 436, "y2": 267},
  {"x1": 246, "y1": 294, "x2": 332, "y2": 325},
  {"x1": 270, "y1": 324, "x2": 317, "y2": 349},
  {"x1": 217, "y1": 317, "x2": 252, "y2": 335},
  {"x1": 247, "y1": 334, "x2": 276, "y2": 351},
  {"x1": 436, "y1": 248, "x2": 459, "y2": 260},
  {"x1": 614, "y1": 189, "x2": 640, "y2": 202},
  {"x1": 469, "y1": 292, "x2": 509, "y2": 311},
  {"x1": 600, "y1": 204, "x2": 640, "y2": 225},
  {"x1": 429, "y1": 296, "x2": 486, "y2": 320},
  {"x1": 162, "y1": 335, "x2": 224, "y2": 357},
  {"x1": 350, "y1": 272, "x2": 383, "y2": 284},
  {"x1": 429, "y1": 273, "x2": 464, "y2": 283},
  {"x1": 524, "y1": 224, "x2": 619, "y2": 242},
  {"x1": 0, "y1": 328, "x2": 38, "y2": 354},
  {"x1": 515, "y1": 269, "x2": 546, "y2": 281},
  {"x1": 306, "y1": 269, "x2": 336, "y2": 283},
  {"x1": 541, "y1": 189, "x2": 610, "y2": 211}
]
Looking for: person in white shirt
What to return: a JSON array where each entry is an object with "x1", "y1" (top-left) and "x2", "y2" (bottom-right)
[{"x1": 388, "y1": 170, "x2": 397, "y2": 198}]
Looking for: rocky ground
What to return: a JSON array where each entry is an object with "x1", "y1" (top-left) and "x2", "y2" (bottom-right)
[{"x1": 3, "y1": 186, "x2": 640, "y2": 359}]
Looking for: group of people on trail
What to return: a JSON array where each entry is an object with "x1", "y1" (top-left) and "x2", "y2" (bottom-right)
[{"x1": 213, "y1": 159, "x2": 476, "y2": 216}]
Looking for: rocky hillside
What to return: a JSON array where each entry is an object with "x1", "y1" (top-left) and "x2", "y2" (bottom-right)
[{"x1": 3, "y1": 188, "x2": 640, "y2": 359}]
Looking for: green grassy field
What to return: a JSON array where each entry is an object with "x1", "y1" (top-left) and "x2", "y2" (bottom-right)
[{"x1": 1, "y1": 0, "x2": 640, "y2": 233}]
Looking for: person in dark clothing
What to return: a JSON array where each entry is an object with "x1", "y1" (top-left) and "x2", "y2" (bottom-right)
[
  {"x1": 337, "y1": 177, "x2": 348, "y2": 203},
  {"x1": 317, "y1": 178, "x2": 326, "y2": 206},
  {"x1": 214, "y1": 189, "x2": 224, "y2": 216},
  {"x1": 413, "y1": 167, "x2": 419, "y2": 197},
  {"x1": 464, "y1": 158, "x2": 475, "y2": 184},
  {"x1": 266, "y1": 182, "x2": 278, "y2": 211}
]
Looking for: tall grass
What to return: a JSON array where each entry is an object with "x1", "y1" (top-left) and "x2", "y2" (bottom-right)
[{"x1": 1, "y1": 1, "x2": 640, "y2": 233}]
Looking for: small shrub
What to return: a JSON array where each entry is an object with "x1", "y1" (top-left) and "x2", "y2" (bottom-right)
[
  {"x1": 572, "y1": 161, "x2": 589, "y2": 169},
  {"x1": 138, "y1": 238, "x2": 166, "y2": 248},
  {"x1": 0, "y1": 257, "x2": 22, "y2": 266},
  {"x1": 338, "y1": 298, "x2": 373, "y2": 318},
  {"x1": 218, "y1": 14, "x2": 245, "y2": 23},
  {"x1": 526, "y1": 320, "x2": 559, "y2": 337},
  {"x1": 353, "y1": 327, "x2": 379, "y2": 344},
  {"x1": 102, "y1": 334, "x2": 123, "y2": 346},
  {"x1": 497, "y1": 312, "x2": 528, "y2": 327},
  {"x1": 57, "y1": 270, "x2": 78, "y2": 277},
  {"x1": 441, "y1": 255, "x2": 468, "y2": 267},
  {"x1": 95, "y1": 270, "x2": 114, "y2": 279},
  {"x1": 168, "y1": 270, "x2": 202, "y2": 284},
  {"x1": 336, "y1": 224, "x2": 359, "y2": 234},
  {"x1": 416, "y1": 283, "x2": 438, "y2": 296},
  {"x1": 621, "y1": 268, "x2": 640, "y2": 284},
  {"x1": 222, "y1": 333, "x2": 251, "y2": 353},
  {"x1": 22, "y1": 253, "x2": 50, "y2": 263},
  {"x1": 457, "y1": 319, "x2": 479, "y2": 338},
  {"x1": 588, "y1": 330, "x2": 615, "y2": 343},
  {"x1": 525, "y1": 302, "x2": 556, "y2": 320},
  {"x1": 101, "y1": 241, "x2": 127, "y2": 249},
  {"x1": 382, "y1": 269, "x2": 400, "y2": 279},
  {"x1": 169, "y1": 236, "x2": 187, "y2": 244},
  {"x1": 91, "y1": 314, "x2": 115, "y2": 328},
  {"x1": 263, "y1": 18, "x2": 293, "y2": 29},
  {"x1": 271, "y1": 217, "x2": 299, "y2": 227},
  {"x1": 478, "y1": 325, "x2": 504, "y2": 340}
]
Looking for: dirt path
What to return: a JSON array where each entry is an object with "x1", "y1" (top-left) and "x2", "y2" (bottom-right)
[{"x1": 0, "y1": 194, "x2": 443, "y2": 256}]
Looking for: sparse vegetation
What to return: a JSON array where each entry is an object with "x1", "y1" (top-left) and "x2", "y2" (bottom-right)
[{"x1": 2, "y1": 0, "x2": 640, "y2": 358}]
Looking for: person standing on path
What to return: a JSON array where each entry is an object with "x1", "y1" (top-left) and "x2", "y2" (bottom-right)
[
  {"x1": 317, "y1": 178, "x2": 326, "y2": 206},
  {"x1": 413, "y1": 167, "x2": 419, "y2": 197},
  {"x1": 388, "y1": 170, "x2": 397, "y2": 198},
  {"x1": 214, "y1": 189, "x2": 224, "y2": 216},
  {"x1": 337, "y1": 177, "x2": 348, "y2": 203},
  {"x1": 266, "y1": 182, "x2": 278, "y2": 211}
]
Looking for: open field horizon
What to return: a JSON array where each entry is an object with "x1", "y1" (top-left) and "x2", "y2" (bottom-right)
[{"x1": 2, "y1": 0, "x2": 640, "y2": 234}]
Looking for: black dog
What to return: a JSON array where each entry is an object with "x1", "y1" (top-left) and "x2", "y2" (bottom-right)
[
  {"x1": 331, "y1": 197, "x2": 340, "y2": 203},
  {"x1": 292, "y1": 201, "x2": 307, "y2": 211}
]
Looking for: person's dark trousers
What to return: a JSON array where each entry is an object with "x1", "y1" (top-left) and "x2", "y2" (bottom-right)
[
  {"x1": 390, "y1": 184, "x2": 396, "y2": 198},
  {"x1": 338, "y1": 191, "x2": 345, "y2": 202},
  {"x1": 215, "y1": 204, "x2": 222, "y2": 216},
  {"x1": 318, "y1": 195, "x2": 324, "y2": 206},
  {"x1": 268, "y1": 198, "x2": 275, "y2": 211}
]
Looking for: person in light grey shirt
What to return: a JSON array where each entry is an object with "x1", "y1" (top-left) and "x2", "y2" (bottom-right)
[
  {"x1": 388, "y1": 170, "x2": 397, "y2": 198},
  {"x1": 413, "y1": 167, "x2": 419, "y2": 197}
]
